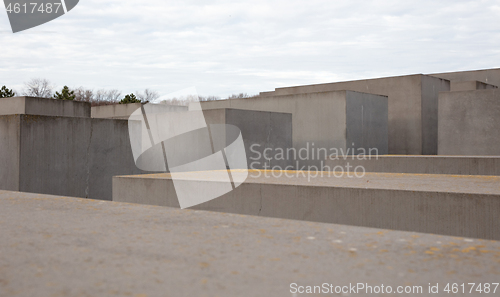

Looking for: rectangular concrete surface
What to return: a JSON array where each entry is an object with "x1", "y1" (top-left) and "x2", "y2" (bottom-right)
[
  {"x1": 91, "y1": 103, "x2": 188, "y2": 119},
  {"x1": 203, "y1": 108, "x2": 293, "y2": 169},
  {"x1": 113, "y1": 170, "x2": 500, "y2": 240},
  {"x1": 324, "y1": 155, "x2": 500, "y2": 176},
  {"x1": 0, "y1": 96, "x2": 90, "y2": 117},
  {"x1": 0, "y1": 114, "x2": 143, "y2": 200},
  {"x1": 450, "y1": 80, "x2": 498, "y2": 91},
  {"x1": 126, "y1": 106, "x2": 293, "y2": 172},
  {"x1": 438, "y1": 89, "x2": 500, "y2": 155},
  {"x1": 2, "y1": 190, "x2": 500, "y2": 297},
  {"x1": 196, "y1": 90, "x2": 388, "y2": 168},
  {"x1": 431, "y1": 68, "x2": 500, "y2": 88},
  {"x1": 258, "y1": 74, "x2": 450, "y2": 155}
]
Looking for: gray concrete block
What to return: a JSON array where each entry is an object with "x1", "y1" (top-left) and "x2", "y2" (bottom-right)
[
  {"x1": 18, "y1": 115, "x2": 91, "y2": 198},
  {"x1": 113, "y1": 170, "x2": 500, "y2": 240},
  {"x1": 0, "y1": 96, "x2": 90, "y2": 117},
  {"x1": 345, "y1": 91, "x2": 388, "y2": 155},
  {"x1": 3, "y1": 190, "x2": 499, "y2": 297},
  {"x1": 324, "y1": 155, "x2": 500, "y2": 175},
  {"x1": 258, "y1": 91, "x2": 275, "y2": 97},
  {"x1": 0, "y1": 115, "x2": 20, "y2": 191},
  {"x1": 431, "y1": 68, "x2": 500, "y2": 88},
  {"x1": 438, "y1": 89, "x2": 500, "y2": 155},
  {"x1": 203, "y1": 109, "x2": 293, "y2": 170},
  {"x1": 450, "y1": 80, "x2": 498, "y2": 91},
  {"x1": 128, "y1": 106, "x2": 291, "y2": 173},
  {"x1": 0, "y1": 115, "x2": 143, "y2": 200},
  {"x1": 261, "y1": 74, "x2": 449, "y2": 155},
  {"x1": 91, "y1": 103, "x2": 187, "y2": 119},
  {"x1": 197, "y1": 91, "x2": 388, "y2": 169}
]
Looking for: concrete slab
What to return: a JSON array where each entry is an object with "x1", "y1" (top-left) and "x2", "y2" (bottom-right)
[
  {"x1": 431, "y1": 68, "x2": 500, "y2": 88},
  {"x1": 0, "y1": 115, "x2": 143, "y2": 200},
  {"x1": 450, "y1": 80, "x2": 498, "y2": 91},
  {"x1": 324, "y1": 155, "x2": 500, "y2": 176},
  {"x1": 91, "y1": 103, "x2": 187, "y2": 119},
  {"x1": 113, "y1": 170, "x2": 500, "y2": 240},
  {"x1": 438, "y1": 89, "x2": 500, "y2": 155},
  {"x1": 2, "y1": 190, "x2": 500, "y2": 297},
  {"x1": 258, "y1": 74, "x2": 449, "y2": 155},
  {"x1": 196, "y1": 90, "x2": 388, "y2": 168},
  {"x1": 0, "y1": 115, "x2": 20, "y2": 191},
  {"x1": 0, "y1": 96, "x2": 90, "y2": 117},
  {"x1": 203, "y1": 108, "x2": 293, "y2": 169}
]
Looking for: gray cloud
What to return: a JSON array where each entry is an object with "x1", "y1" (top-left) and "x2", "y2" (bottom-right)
[{"x1": 1, "y1": 0, "x2": 499, "y2": 97}]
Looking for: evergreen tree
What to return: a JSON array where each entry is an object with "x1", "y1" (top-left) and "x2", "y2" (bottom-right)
[
  {"x1": 119, "y1": 93, "x2": 141, "y2": 104},
  {"x1": 0, "y1": 85, "x2": 15, "y2": 98},
  {"x1": 53, "y1": 86, "x2": 75, "y2": 100}
]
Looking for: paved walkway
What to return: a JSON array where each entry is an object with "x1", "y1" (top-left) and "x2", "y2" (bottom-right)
[{"x1": 1, "y1": 190, "x2": 499, "y2": 296}]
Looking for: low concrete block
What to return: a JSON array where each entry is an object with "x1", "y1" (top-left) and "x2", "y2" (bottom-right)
[
  {"x1": 439, "y1": 89, "x2": 500, "y2": 155},
  {"x1": 3, "y1": 190, "x2": 499, "y2": 296},
  {"x1": 113, "y1": 170, "x2": 500, "y2": 240},
  {"x1": 324, "y1": 155, "x2": 500, "y2": 176},
  {"x1": 0, "y1": 115, "x2": 143, "y2": 200},
  {"x1": 0, "y1": 96, "x2": 90, "y2": 117}
]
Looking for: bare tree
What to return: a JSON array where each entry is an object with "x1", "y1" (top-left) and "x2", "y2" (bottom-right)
[
  {"x1": 199, "y1": 95, "x2": 220, "y2": 101},
  {"x1": 136, "y1": 89, "x2": 160, "y2": 102},
  {"x1": 159, "y1": 98, "x2": 188, "y2": 106},
  {"x1": 92, "y1": 89, "x2": 122, "y2": 106},
  {"x1": 159, "y1": 94, "x2": 222, "y2": 105},
  {"x1": 105, "y1": 89, "x2": 122, "y2": 102},
  {"x1": 23, "y1": 78, "x2": 54, "y2": 98},
  {"x1": 73, "y1": 87, "x2": 94, "y2": 102},
  {"x1": 227, "y1": 93, "x2": 257, "y2": 99},
  {"x1": 94, "y1": 89, "x2": 106, "y2": 103}
]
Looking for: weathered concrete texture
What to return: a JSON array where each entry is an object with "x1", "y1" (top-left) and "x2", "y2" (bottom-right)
[
  {"x1": 0, "y1": 96, "x2": 90, "y2": 117},
  {"x1": 0, "y1": 115, "x2": 142, "y2": 200},
  {"x1": 259, "y1": 74, "x2": 450, "y2": 155},
  {"x1": 2, "y1": 190, "x2": 500, "y2": 297},
  {"x1": 197, "y1": 91, "x2": 388, "y2": 168},
  {"x1": 439, "y1": 89, "x2": 500, "y2": 155},
  {"x1": 91, "y1": 103, "x2": 187, "y2": 119},
  {"x1": 324, "y1": 155, "x2": 500, "y2": 176},
  {"x1": 113, "y1": 170, "x2": 500, "y2": 240},
  {"x1": 450, "y1": 80, "x2": 498, "y2": 91},
  {"x1": 431, "y1": 68, "x2": 500, "y2": 88},
  {"x1": 259, "y1": 90, "x2": 275, "y2": 97},
  {"x1": 345, "y1": 91, "x2": 388, "y2": 155},
  {"x1": 0, "y1": 115, "x2": 20, "y2": 191},
  {"x1": 203, "y1": 109, "x2": 293, "y2": 169}
]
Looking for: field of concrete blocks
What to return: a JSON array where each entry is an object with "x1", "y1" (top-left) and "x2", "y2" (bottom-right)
[{"x1": 2, "y1": 68, "x2": 500, "y2": 296}]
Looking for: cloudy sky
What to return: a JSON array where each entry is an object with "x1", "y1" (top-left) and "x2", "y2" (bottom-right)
[{"x1": 1, "y1": 0, "x2": 499, "y2": 98}]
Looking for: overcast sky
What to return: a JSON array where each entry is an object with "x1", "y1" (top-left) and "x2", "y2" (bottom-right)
[{"x1": 1, "y1": 0, "x2": 499, "y2": 98}]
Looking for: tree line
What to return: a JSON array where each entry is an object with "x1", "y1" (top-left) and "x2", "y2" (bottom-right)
[{"x1": 0, "y1": 78, "x2": 256, "y2": 106}]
